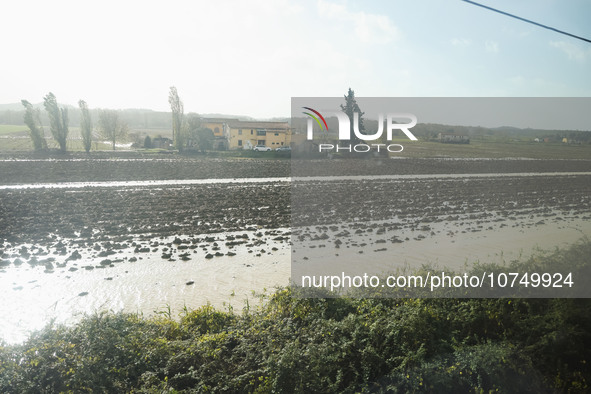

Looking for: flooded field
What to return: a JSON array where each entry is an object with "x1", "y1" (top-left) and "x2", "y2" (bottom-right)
[
  {"x1": 1, "y1": 155, "x2": 591, "y2": 342},
  {"x1": 0, "y1": 229, "x2": 290, "y2": 344}
]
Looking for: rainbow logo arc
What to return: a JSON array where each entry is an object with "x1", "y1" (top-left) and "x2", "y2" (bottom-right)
[{"x1": 302, "y1": 107, "x2": 328, "y2": 134}]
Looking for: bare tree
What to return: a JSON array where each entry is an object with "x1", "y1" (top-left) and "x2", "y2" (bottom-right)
[
  {"x1": 43, "y1": 92, "x2": 69, "y2": 153},
  {"x1": 168, "y1": 86, "x2": 186, "y2": 152},
  {"x1": 98, "y1": 109, "x2": 128, "y2": 150},
  {"x1": 21, "y1": 100, "x2": 47, "y2": 151},
  {"x1": 78, "y1": 100, "x2": 93, "y2": 153}
]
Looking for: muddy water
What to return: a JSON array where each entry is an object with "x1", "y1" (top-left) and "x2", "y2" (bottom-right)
[
  {"x1": 293, "y1": 216, "x2": 591, "y2": 277},
  {"x1": 3, "y1": 214, "x2": 588, "y2": 344},
  {"x1": 0, "y1": 230, "x2": 290, "y2": 344}
]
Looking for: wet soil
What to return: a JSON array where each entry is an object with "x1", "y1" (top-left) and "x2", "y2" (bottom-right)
[
  {"x1": 0, "y1": 155, "x2": 589, "y2": 280},
  {"x1": 291, "y1": 174, "x2": 591, "y2": 227},
  {"x1": 0, "y1": 152, "x2": 590, "y2": 184},
  {"x1": 0, "y1": 155, "x2": 289, "y2": 184},
  {"x1": 0, "y1": 183, "x2": 290, "y2": 245}
]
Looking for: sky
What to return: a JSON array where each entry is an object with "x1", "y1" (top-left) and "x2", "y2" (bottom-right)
[{"x1": 1, "y1": 0, "x2": 591, "y2": 119}]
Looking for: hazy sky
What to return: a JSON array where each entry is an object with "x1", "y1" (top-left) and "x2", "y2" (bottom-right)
[{"x1": 2, "y1": 0, "x2": 590, "y2": 119}]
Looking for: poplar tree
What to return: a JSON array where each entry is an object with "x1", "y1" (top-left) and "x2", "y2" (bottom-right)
[
  {"x1": 43, "y1": 92, "x2": 69, "y2": 152},
  {"x1": 168, "y1": 86, "x2": 185, "y2": 152},
  {"x1": 21, "y1": 100, "x2": 47, "y2": 151},
  {"x1": 78, "y1": 100, "x2": 93, "y2": 153}
]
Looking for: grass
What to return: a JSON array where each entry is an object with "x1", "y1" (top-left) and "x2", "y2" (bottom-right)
[
  {"x1": 0, "y1": 125, "x2": 137, "y2": 152},
  {"x1": 0, "y1": 125, "x2": 28, "y2": 135},
  {"x1": 395, "y1": 138, "x2": 591, "y2": 160},
  {"x1": 0, "y1": 137, "x2": 130, "y2": 152}
]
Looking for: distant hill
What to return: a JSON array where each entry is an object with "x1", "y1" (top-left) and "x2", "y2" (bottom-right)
[
  {"x1": 0, "y1": 102, "x2": 40, "y2": 111},
  {"x1": 197, "y1": 113, "x2": 255, "y2": 121},
  {"x1": 0, "y1": 103, "x2": 285, "y2": 130}
]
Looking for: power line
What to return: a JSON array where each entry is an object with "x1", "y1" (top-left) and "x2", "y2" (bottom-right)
[{"x1": 462, "y1": 0, "x2": 591, "y2": 44}]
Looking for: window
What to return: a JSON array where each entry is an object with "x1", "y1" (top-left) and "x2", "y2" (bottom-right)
[
  {"x1": 214, "y1": 127, "x2": 220, "y2": 134},
  {"x1": 238, "y1": 129, "x2": 242, "y2": 135},
  {"x1": 250, "y1": 129, "x2": 253, "y2": 135},
  {"x1": 258, "y1": 140, "x2": 265, "y2": 145},
  {"x1": 274, "y1": 133, "x2": 279, "y2": 136},
  {"x1": 257, "y1": 130, "x2": 266, "y2": 136},
  {"x1": 238, "y1": 140, "x2": 242, "y2": 146}
]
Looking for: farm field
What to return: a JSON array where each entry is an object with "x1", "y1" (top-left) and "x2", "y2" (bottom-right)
[
  {"x1": 397, "y1": 139, "x2": 591, "y2": 159},
  {"x1": 0, "y1": 152, "x2": 590, "y2": 392},
  {"x1": 0, "y1": 154, "x2": 590, "y2": 340},
  {"x1": 0, "y1": 125, "x2": 28, "y2": 135},
  {"x1": 0, "y1": 125, "x2": 140, "y2": 151}
]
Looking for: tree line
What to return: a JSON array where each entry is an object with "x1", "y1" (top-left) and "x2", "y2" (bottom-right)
[
  {"x1": 21, "y1": 87, "x2": 214, "y2": 153},
  {"x1": 21, "y1": 93, "x2": 129, "y2": 153}
]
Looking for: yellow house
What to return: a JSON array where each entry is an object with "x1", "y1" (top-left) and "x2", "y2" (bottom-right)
[
  {"x1": 228, "y1": 121, "x2": 291, "y2": 150},
  {"x1": 199, "y1": 118, "x2": 238, "y2": 150}
]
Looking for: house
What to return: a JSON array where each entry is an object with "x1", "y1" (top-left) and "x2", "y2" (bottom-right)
[
  {"x1": 198, "y1": 118, "x2": 238, "y2": 150},
  {"x1": 437, "y1": 133, "x2": 470, "y2": 144},
  {"x1": 228, "y1": 121, "x2": 291, "y2": 150}
]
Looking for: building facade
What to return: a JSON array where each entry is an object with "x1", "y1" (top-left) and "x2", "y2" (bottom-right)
[
  {"x1": 227, "y1": 121, "x2": 291, "y2": 150},
  {"x1": 181, "y1": 118, "x2": 291, "y2": 151},
  {"x1": 199, "y1": 118, "x2": 237, "y2": 150}
]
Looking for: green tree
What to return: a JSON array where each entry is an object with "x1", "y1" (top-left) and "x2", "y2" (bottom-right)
[
  {"x1": 144, "y1": 135, "x2": 152, "y2": 149},
  {"x1": 186, "y1": 116, "x2": 214, "y2": 153},
  {"x1": 168, "y1": 86, "x2": 186, "y2": 152},
  {"x1": 78, "y1": 100, "x2": 93, "y2": 153},
  {"x1": 340, "y1": 88, "x2": 365, "y2": 147},
  {"x1": 195, "y1": 128, "x2": 214, "y2": 153},
  {"x1": 21, "y1": 100, "x2": 47, "y2": 151},
  {"x1": 43, "y1": 92, "x2": 69, "y2": 153},
  {"x1": 98, "y1": 109, "x2": 128, "y2": 150}
]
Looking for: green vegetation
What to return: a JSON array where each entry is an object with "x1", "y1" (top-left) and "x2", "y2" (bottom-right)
[
  {"x1": 1, "y1": 241, "x2": 590, "y2": 393},
  {"x1": 43, "y1": 93, "x2": 69, "y2": 153},
  {"x1": 186, "y1": 116, "x2": 215, "y2": 153},
  {"x1": 341, "y1": 88, "x2": 366, "y2": 147},
  {"x1": 0, "y1": 126, "x2": 133, "y2": 152},
  {"x1": 21, "y1": 101, "x2": 47, "y2": 151},
  {"x1": 0, "y1": 125, "x2": 28, "y2": 135},
  {"x1": 169, "y1": 86, "x2": 186, "y2": 152},
  {"x1": 144, "y1": 135, "x2": 152, "y2": 149},
  {"x1": 78, "y1": 100, "x2": 93, "y2": 153}
]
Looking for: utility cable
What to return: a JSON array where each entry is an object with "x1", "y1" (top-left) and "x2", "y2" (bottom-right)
[{"x1": 462, "y1": 0, "x2": 591, "y2": 44}]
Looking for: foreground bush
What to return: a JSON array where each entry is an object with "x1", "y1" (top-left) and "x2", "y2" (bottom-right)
[{"x1": 1, "y1": 243, "x2": 590, "y2": 393}]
